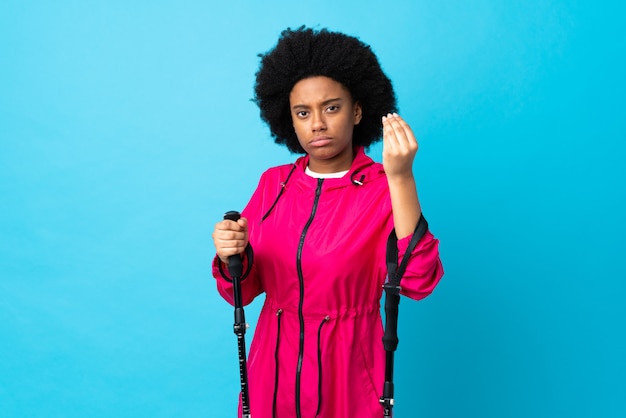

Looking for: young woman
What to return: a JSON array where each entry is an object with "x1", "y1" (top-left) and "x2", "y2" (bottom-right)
[{"x1": 212, "y1": 27, "x2": 444, "y2": 418}]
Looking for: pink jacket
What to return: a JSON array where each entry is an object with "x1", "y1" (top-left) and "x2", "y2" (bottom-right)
[{"x1": 213, "y1": 147, "x2": 443, "y2": 417}]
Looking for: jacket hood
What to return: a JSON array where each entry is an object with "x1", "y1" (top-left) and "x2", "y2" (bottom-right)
[{"x1": 259, "y1": 146, "x2": 387, "y2": 222}]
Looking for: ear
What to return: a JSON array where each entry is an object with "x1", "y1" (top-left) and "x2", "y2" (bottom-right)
[{"x1": 354, "y1": 101, "x2": 363, "y2": 125}]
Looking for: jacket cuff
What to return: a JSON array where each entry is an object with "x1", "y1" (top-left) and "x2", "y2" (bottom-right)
[
  {"x1": 212, "y1": 255, "x2": 231, "y2": 280},
  {"x1": 212, "y1": 251, "x2": 252, "y2": 281}
]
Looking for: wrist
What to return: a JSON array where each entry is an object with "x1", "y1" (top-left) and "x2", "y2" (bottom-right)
[{"x1": 386, "y1": 171, "x2": 415, "y2": 184}]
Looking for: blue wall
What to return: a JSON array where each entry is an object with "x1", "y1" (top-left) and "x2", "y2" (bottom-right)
[{"x1": 1, "y1": 1, "x2": 624, "y2": 416}]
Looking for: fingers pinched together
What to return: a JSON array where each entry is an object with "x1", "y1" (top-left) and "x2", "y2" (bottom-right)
[{"x1": 382, "y1": 113, "x2": 418, "y2": 178}]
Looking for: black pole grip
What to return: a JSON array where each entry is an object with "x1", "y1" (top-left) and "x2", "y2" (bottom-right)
[
  {"x1": 382, "y1": 292, "x2": 400, "y2": 352},
  {"x1": 223, "y1": 210, "x2": 241, "y2": 222},
  {"x1": 223, "y1": 211, "x2": 243, "y2": 278}
]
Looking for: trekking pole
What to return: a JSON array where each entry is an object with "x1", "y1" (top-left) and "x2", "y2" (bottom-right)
[
  {"x1": 223, "y1": 210, "x2": 252, "y2": 418},
  {"x1": 380, "y1": 214, "x2": 428, "y2": 416}
]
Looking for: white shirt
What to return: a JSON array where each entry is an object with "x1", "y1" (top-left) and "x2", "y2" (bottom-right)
[{"x1": 305, "y1": 167, "x2": 349, "y2": 179}]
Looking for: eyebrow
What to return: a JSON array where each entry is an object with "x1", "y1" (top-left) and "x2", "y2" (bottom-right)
[{"x1": 291, "y1": 97, "x2": 343, "y2": 110}]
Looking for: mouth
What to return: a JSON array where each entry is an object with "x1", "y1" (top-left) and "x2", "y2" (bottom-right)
[{"x1": 310, "y1": 136, "x2": 331, "y2": 147}]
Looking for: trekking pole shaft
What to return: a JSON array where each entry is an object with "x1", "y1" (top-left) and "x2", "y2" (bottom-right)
[
  {"x1": 233, "y1": 278, "x2": 251, "y2": 417},
  {"x1": 381, "y1": 351, "x2": 395, "y2": 416},
  {"x1": 380, "y1": 289, "x2": 400, "y2": 415}
]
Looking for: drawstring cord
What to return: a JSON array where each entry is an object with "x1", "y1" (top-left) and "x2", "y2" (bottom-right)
[
  {"x1": 262, "y1": 165, "x2": 297, "y2": 222},
  {"x1": 272, "y1": 309, "x2": 283, "y2": 418},
  {"x1": 271, "y1": 312, "x2": 330, "y2": 417},
  {"x1": 350, "y1": 168, "x2": 365, "y2": 186},
  {"x1": 315, "y1": 315, "x2": 330, "y2": 416}
]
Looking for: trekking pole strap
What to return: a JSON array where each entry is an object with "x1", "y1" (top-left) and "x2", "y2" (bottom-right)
[{"x1": 385, "y1": 214, "x2": 429, "y2": 288}]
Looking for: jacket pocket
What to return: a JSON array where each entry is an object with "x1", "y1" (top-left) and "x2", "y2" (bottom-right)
[{"x1": 356, "y1": 334, "x2": 383, "y2": 415}]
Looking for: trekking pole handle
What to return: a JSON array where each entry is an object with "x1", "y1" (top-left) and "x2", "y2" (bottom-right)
[{"x1": 223, "y1": 211, "x2": 244, "y2": 278}]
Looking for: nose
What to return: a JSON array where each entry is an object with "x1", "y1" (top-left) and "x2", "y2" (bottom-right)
[{"x1": 311, "y1": 110, "x2": 326, "y2": 132}]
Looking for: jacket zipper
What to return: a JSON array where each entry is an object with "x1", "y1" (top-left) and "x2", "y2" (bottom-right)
[{"x1": 295, "y1": 178, "x2": 324, "y2": 418}]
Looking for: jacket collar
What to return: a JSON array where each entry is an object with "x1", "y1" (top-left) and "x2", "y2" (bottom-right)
[{"x1": 293, "y1": 146, "x2": 385, "y2": 188}]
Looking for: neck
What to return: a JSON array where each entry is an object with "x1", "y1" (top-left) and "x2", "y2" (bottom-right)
[{"x1": 307, "y1": 149, "x2": 355, "y2": 173}]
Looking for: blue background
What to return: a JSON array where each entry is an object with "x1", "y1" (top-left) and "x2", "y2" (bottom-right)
[{"x1": 1, "y1": 1, "x2": 624, "y2": 417}]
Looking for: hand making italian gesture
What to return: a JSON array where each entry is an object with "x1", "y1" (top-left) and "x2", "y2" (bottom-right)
[
  {"x1": 382, "y1": 113, "x2": 422, "y2": 238},
  {"x1": 382, "y1": 113, "x2": 418, "y2": 178}
]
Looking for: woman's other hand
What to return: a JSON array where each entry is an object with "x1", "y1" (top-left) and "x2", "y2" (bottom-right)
[{"x1": 382, "y1": 113, "x2": 418, "y2": 179}]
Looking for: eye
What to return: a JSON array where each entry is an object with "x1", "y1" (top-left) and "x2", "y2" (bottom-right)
[
  {"x1": 326, "y1": 105, "x2": 339, "y2": 112},
  {"x1": 296, "y1": 110, "x2": 309, "y2": 118}
]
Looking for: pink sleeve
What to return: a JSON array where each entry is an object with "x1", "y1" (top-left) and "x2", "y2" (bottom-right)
[{"x1": 397, "y1": 229, "x2": 444, "y2": 300}]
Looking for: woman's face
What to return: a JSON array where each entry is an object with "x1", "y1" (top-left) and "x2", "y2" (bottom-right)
[{"x1": 289, "y1": 76, "x2": 362, "y2": 173}]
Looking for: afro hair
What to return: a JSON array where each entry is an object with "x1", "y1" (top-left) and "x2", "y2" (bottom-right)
[{"x1": 254, "y1": 26, "x2": 397, "y2": 154}]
